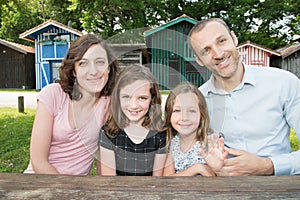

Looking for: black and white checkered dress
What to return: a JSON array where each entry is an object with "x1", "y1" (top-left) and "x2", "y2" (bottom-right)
[{"x1": 99, "y1": 128, "x2": 166, "y2": 176}]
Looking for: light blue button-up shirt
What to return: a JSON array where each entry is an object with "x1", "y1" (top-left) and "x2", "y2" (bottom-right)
[{"x1": 199, "y1": 65, "x2": 300, "y2": 175}]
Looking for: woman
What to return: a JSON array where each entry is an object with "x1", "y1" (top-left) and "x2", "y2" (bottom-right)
[{"x1": 24, "y1": 34, "x2": 119, "y2": 175}]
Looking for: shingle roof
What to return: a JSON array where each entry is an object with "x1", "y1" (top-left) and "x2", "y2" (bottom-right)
[
  {"x1": 275, "y1": 43, "x2": 300, "y2": 58},
  {"x1": 238, "y1": 40, "x2": 280, "y2": 56},
  {"x1": 144, "y1": 14, "x2": 197, "y2": 37},
  {"x1": 19, "y1": 19, "x2": 83, "y2": 42},
  {"x1": 0, "y1": 39, "x2": 35, "y2": 54}
]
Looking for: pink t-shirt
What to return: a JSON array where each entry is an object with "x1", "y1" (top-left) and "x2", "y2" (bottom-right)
[{"x1": 24, "y1": 83, "x2": 109, "y2": 175}]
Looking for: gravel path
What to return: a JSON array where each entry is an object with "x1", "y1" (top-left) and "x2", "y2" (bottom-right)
[
  {"x1": 0, "y1": 91, "x2": 168, "y2": 110},
  {"x1": 0, "y1": 91, "x2": 38, "y2": 109}
]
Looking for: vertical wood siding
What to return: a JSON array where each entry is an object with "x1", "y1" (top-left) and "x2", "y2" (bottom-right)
[{"x1": 238, "y1": 46, "x2": 270, "y2": 67}]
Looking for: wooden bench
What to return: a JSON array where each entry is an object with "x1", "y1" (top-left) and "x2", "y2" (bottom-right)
[{"x1": 1, "y1": 173, "x2": 299, "y2": 199}]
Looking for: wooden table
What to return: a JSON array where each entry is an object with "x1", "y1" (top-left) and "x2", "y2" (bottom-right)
[{"x1": 1, "y1": 173, "x2": 299, "y2": 199}]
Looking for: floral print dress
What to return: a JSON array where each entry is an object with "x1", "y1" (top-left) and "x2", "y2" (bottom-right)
[{"x1": 171, "y1": 134, "x2": 206, "y2": 173}]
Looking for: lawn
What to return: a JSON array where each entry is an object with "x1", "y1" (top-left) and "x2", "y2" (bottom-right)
[{"x1": 0, "y1": 107, "x2": 299, "y2": 174}]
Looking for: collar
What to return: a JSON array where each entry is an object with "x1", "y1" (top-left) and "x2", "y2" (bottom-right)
[{"x1": 202, "y1": 64, "x2": 256, "y2": 95}]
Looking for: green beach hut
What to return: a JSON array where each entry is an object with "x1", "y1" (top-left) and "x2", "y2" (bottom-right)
[{"x1": 144, "y1": 14, "x2": 210, "y2": 90}]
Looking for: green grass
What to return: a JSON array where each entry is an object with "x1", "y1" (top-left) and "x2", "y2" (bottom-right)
[
  {"x1": 290, "y1": 129, "x2": 300, "y2": 151},
  {"x1": 0, "y1": 107, "x2": 299, "y2": 174},
  {"x1": 0, "y1": 108, "x2": 35, "y2": 173}
]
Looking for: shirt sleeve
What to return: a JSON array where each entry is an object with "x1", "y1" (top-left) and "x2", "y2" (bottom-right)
[
  {"x1": 270, "y1": 74, "x2": 300, "y2": 176},
  {"x1": 37, "y1": 83, "x2": 65, "y2": 117},
  {"x1": 98, "y1": 127, "x2": 113, "y2": 150}
]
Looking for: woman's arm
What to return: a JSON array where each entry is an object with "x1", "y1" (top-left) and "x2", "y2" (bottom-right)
[
  {"x1": 99, "y1": 146, "x2": 116, "y2": 176},
  {"x1": 30, "y1": 101, "x2": 59, "y2": 174},
  {"x1": 163, "y1": 152, "x2": 176, "y2": 176},
  {"x1": 152, "y1": 153, "x2": 167, "y2": 176}
]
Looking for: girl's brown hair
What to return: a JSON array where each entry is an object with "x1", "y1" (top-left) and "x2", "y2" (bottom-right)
[
  {"x1": 105, "y1": 64, "x2": 163, "y2": 137},
  {"x1": 57, "y1": 33, "x2": 119, "y2": 100},
  {"x1": 164, "y1": 82, "x2": 209, "y2": 147}
]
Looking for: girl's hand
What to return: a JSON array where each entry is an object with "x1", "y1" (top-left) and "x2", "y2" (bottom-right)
[{"x1": 199, "y1": 136, "x2": 229, "y2": 172}]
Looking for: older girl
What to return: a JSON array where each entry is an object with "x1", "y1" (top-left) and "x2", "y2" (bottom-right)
[{"x1": 98, "y1": 64, "x2": 167, "y2": 176}]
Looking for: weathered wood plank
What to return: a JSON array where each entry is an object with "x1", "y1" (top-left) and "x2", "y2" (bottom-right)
[{"x1": 0, "y1": 173, "x2": 299, "y2": 200}]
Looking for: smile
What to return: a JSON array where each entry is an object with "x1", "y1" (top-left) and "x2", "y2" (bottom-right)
[
  {"x1": 128, "y1": 110, "x2": 141, "y2": 115},
  {"x1": 216, "y1": 56, "x2": 230, "y2": 67},
  {"x1": 87, "y1": 78, "x2": 102, "y2": 82}
]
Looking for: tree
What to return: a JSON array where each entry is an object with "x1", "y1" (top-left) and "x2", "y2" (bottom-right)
[
  {"x1": 0, "y1": 0, "x2": 41, "y2": 45},
  {"x1": 68, "y1": 0, "x2": 168, "y2": 41}
]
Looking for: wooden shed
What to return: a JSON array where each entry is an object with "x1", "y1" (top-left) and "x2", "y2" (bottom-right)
[
  {"x1": 19, "y1": 19, "x2": 83, "y2": 89},
  {"x1": 271, "y1": 42, "x2": 300, "y2": 78},
  {"x1": 237, "y1": 41, "x2": 280, "y2": 67},
  {"x1": 144, "y1": 14, "x2": 209, "y2": 90},
  {"x1": 108, "y1": 44, "x2": 147, "y2": 69},
  {"x1": 0, "y1": 39, "x2": 35, "y2": 89}
]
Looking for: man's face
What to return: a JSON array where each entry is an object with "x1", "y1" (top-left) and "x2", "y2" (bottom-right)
[{"x1": 190, "y1": 21, "x2": 240, "y2": 79}]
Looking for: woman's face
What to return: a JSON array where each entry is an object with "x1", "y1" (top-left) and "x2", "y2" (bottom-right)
[{"x1": 74, "y1": 44, "x2": 109, "y2": 96}]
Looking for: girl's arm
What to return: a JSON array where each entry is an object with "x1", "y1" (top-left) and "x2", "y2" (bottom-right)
[
  {"x1": 152, "y1": 153, "x2": 167, "y2": 176},
  {"x1": 163, "y1": 150, "x2": 215, "y2": 176},
  {"x1": 99, "y1": 146, "x2": 116, "y2": 176},
  {"x1": 30, "y1": 101, "x2": 59, "y2": 174}
]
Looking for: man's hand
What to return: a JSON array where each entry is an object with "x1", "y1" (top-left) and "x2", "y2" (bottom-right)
[{"x1": 216, "y1": 148, "x2": 274, "y2": 176}]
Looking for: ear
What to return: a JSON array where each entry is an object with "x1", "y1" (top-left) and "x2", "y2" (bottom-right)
[
  {"x1": 194, "y1": 54, "x2": 204, "y2": 66},
  {"x1": 230, "y1": 31, "x2": 238, "y2": 46}
]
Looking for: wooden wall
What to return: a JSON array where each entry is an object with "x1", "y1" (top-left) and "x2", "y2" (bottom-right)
[{"x1": 0, "y1": 45, "x2": 35, "y2": 89}]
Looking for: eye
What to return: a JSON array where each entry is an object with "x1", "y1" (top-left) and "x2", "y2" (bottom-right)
[
  {"x1": 189, "y1": 109, "x2": 197, "y2": 113},
  {"x1": 121, "y1": 95, "x2": 130, "y2": 99},
  {"x1": 219, "y1": 38, "x2": 226, "y2": 44},
  {"x1": 96, "y1": 59, "x2": 105, "y2": 65},
  {"x1": 173, "y1": 109, "x2": 180, "y2": 113},
  {"x1": 201, "y1": 48, "x2": 209, "y2": 56},
  {"x1": 139, "y1": 96, "x2": 149, "y2": 101},
  {"x1": 79, "y1": 61, "x2": 88, "y2": 67}
]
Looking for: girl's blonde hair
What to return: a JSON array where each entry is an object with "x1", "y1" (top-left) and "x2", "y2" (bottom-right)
[
  {"x1": 164, "y1": 82, "x2": 209, "y2": 147},
  {"x1": 105, "y1": 64, "x2": 163, "y2": 137}
]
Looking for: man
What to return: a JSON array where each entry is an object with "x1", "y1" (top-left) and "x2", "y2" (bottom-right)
[{"x1": 188, "y1": 18, "x2": 300, "y2": 176}]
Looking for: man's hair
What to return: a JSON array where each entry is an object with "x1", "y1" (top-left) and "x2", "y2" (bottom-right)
[{"x1": 188, "y1": 18, "x2": 231, "y2": 52}]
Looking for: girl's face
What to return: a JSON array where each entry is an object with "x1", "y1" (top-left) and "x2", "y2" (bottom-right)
[
  {"x1": 74, "y1": 44, "x2": 109, "y2": 96},
  {"x1": 120, "y1": 80, "x2": 152, "y2": 126},
  {"x1": 170, "y1": 92, "x2": 200, "y2": 137}
]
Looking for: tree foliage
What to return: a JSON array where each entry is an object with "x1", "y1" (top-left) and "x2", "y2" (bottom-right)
[{"x1": 0, "y1": 0, "x2": 299, "y2": 49}]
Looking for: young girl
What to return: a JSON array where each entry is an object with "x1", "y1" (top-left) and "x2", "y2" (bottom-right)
[
  {"x1": 163, "y1": 82, "x2": 227, "y2": 176},
  {"x1": 98, "y1": 64, "x2": 167, "y2": 176}
]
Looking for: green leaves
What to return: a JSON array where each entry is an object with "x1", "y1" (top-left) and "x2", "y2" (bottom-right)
[{"x1": 0, "y1": 0, "x2": 299, "y2": 48}]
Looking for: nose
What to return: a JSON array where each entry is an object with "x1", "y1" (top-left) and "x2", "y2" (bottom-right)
[
  {"x1": 181, "y1": 110, "x2": 189, "y2": 121},
  {"x1": 89, "y1": 63, "x2": 107, "y2": 75},
  {"x1": 129, "y1": 98, "x2": 139, "y2": 109},
  {"x1": 212, "y1": 46, "x2": 224, "y2": 59},
  {"x1": 89, "y1": 63, "x2": 98, "y2": 75}
]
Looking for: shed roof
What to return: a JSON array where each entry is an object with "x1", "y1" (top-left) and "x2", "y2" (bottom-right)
[
  {"x1": 19, "y1": 19, "x2": 83, "y2": 42},
  {"x1": 238, "y1": 40, "x2": 280, "y2": 56},
  {"x1": 275, "y1": 43, "x2": 300, "y2": 58},
  {"x1": 0, "y1": 39, "x2": 35, "y2": 54},
  {"x1": 144, "y1": 14, "x2": 197, "y2": 37}
]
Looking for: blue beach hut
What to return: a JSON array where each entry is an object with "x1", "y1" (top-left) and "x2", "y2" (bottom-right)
[{"x1": 19, "y1": 19, "x2": 83, "y2": 89}]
